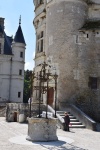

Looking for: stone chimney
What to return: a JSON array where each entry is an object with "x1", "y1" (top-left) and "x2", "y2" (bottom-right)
[{"x1": 0, "y1": 17, "x2": 5, "y2": 28}]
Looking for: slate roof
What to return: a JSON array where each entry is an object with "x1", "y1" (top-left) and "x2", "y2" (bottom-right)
[
  {"x1": 0, "y1": 25, "x2": 12, "y2": 55},
  {"x1": 80, "y1": 21, "x2": 100, "y2": 30},
  {"x1": 14, "y1": 25, "x2": 26, "y2": 44},
  {"x1": 4, "y1": 34, "x2": 13, "y2": 55},
  {"x1": 0, "y1": 22, "x2": 25, "y2": 56}
]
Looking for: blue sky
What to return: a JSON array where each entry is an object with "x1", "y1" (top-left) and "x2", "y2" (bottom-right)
[{"x1": 0, "y1": 0, "x2": 35, "y2": 70}]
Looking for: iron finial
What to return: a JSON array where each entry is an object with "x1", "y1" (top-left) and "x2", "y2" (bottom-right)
[{"x1": 19, "y1": 15, "x2": 21, "y2": 26}]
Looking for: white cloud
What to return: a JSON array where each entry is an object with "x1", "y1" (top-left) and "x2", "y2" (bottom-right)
[{"x1": 25, "y1": 61, "x2": 35, "y2": 70}]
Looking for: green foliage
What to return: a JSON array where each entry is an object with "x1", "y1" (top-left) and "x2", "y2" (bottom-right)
[{"x1": 23, "y1": 70, "x2": 32, "y2": 103}]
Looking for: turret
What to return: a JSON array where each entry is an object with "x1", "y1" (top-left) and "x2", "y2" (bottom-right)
[
  {"x1": 46, "y1": 0, "x2": 88, "y2": 103},
  {"x1": 10, "y1": 17, "x2": 26, "y2": 102}
]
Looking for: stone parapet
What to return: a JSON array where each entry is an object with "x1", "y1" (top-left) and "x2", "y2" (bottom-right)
[
  {"x1": 6, "y1": 103, "x2": 46, "y2": 122},
  {"x1": 26, "y1": 117, "x2": 58, "y2": 141}
]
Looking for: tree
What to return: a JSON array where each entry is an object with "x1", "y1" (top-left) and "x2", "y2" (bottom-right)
[{"x1": 23, "y1": 70, "x2": 32, "y2": 103}]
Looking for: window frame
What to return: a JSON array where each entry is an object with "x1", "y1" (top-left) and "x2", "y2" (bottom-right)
[
  {"x1": 19, "y1": 69, "x2": 22, "y2": 75},
  {"x1": 18, "y1": 92, "x2": 21, "y2": 98},
  {"x1": 20, "y1": 52, "x2": 23, "y2": 58},
  {"x1": 37, "y1": 31, "x2": 44, "y2": 53},
  {"x1": 88, "y1": 77, "x2": 98, "y2": 90}
]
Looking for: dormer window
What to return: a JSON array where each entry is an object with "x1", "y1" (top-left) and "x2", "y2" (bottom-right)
[
  {"x1": 40, "y1": 0, "x2": 43, "y2": 4},
  {"x1": 36, "y1": 0, "x2": 44, "y2": 7}
]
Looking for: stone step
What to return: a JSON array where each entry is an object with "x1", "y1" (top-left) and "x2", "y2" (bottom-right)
[
  {"x1": 56, "y1": 111, "x2": 70, "y2": 114},
  {"x1": 70, "y1": 122, "x2": 82, "y2": 125},
  {"x1": 62, "y1": 115, "x2": 75, "y2": 118},
  {"x1": 70, "y1": 118, "x2": 79, "y2": 122},
  {"x1": 56, "y1": 110, "x2": 85, "y2": 129},
  {"x1": 69, "y1": 125, "x2": 85, "y2": 128},
  {"x1": 70, "y1": 116, "x2": 76, "y2": 119}
]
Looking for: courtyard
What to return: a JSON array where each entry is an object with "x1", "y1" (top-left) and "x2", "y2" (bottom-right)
[{"x1": 0, "y1": 117, "x2": 100, "y2": 150}]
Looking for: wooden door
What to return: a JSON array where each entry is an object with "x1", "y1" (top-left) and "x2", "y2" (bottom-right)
[
  {"x1": 14, "y1": 112, "x2": 17, "y2": 122},
  {"x1": 48, "y1": 87, "x2": 54, "y2": 106}
]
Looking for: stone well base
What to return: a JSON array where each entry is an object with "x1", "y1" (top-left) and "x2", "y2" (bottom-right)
[{"x1": 26, "y1": 117, "x2": 58, "y2": 142}]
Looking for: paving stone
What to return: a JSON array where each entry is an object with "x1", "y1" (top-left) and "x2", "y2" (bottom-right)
[{"x1": 0, "y1": 117, "x2": 100, "y2": 150}]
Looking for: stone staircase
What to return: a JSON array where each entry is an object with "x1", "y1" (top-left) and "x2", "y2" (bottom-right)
[{"x1": 56, "y1": 111, "x2": 85, "y2": 128}]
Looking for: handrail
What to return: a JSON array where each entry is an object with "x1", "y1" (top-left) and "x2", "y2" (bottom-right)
[{"x1": 48, "y1": 105, "x2": 64, "y2": 123}]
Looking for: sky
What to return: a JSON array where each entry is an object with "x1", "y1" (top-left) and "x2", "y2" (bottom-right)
[{"x1": 0, "y1": 0, "x2": 35, "y2": 70}]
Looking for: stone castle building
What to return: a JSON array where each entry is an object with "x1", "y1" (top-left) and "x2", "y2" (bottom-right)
[
  {"x1": 33, "y1": 0, "x2": 100, "y2": 122},
  {"x1": 0, "y1": 17, "x2": 26, "y2": 104}
]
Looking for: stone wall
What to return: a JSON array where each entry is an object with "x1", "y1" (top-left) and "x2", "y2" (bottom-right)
[
  {"x1": 0, "y1": 106, "x2": 6, "y2": 117},
  {"x1": 6, "y1": 103, "x2": 46, "y2": 122},
  {"x1": 46, "y1": 0, "x2": 88, "y2": 103},
  {"x1": 45, "y1": 0, "x2": 100, "y2": 122},
  {"x1": 33, "y1": 0, "x2": 100, "y2": 122},
  {"x1": 75, "y1": 29, "x2": 100, "y2": 121}
]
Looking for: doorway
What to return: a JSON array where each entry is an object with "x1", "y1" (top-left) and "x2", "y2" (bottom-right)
[
  {"x1": 13, "y1": 112, "x2": 17, "y2": 122},
  {"x1": 47, "y1": 87, "x2": 54, "y2": 106}
]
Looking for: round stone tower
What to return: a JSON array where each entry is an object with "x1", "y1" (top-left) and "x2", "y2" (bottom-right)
[
  {"x1": 33, "y1": 0, "x2": 47, "y2": 101},
  {"x1": 46, "y1": 0, "x2": 88, "y2": 104}
]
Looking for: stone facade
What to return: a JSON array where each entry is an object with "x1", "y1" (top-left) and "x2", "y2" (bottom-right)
[
  {"x1": 33, "y1": 0, "x2": 100, "y2": 122},
  {"x1": 0, "y1": 17, "x2": 25, "y2": 104}
]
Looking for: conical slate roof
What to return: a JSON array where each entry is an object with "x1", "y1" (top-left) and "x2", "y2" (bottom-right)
[{"x1": 14, "y1": 25, "x2": 26, "y2": 44}]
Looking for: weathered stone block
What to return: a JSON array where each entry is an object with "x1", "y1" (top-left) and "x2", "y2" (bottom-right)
[{"x1": 26, "y1": 117, "x2": 58, "y2": 141}]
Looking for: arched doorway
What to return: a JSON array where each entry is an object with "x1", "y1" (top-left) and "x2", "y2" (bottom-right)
[{"x1": 47, "y1": 87, "x2": 54, "y2": 106}]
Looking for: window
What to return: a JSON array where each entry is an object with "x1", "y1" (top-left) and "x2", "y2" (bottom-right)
[
  {"x1": 87, "y1": 34, "x2": 89, "y2": 38},
  {"x1": 20, "y1": 52, "x2": 23, "y2": 58},
  {"x1": 41, "y1": 39, "x2": 43, "y2": 52},
  {"x1": 37, "y1": 31, "x2": 44, "y2": 53},
  {"x1": 35, "y1": 0, "x2": 43, "y2": 7},
  {"x1": 88, "y1": 77, "x2": 97, "y2": 89},
  {"x1": 41, "y1": 31, "x2": 43, "y2": 38},
  {"x1": 19, "y1": 69, "x2": 22, "y2": 75},
  {"x1": 38, "y1": 0, "x2": 43, "y2": 5},
  {"x1": 76, "y1": 35, "x2": 78, "y2": 43},
  {"x1": 18, "y1": 92, "x2": 21, "y2": 98},
  {"x1": 0, "y1": 43, "x2": 1, "y2": 54}
]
